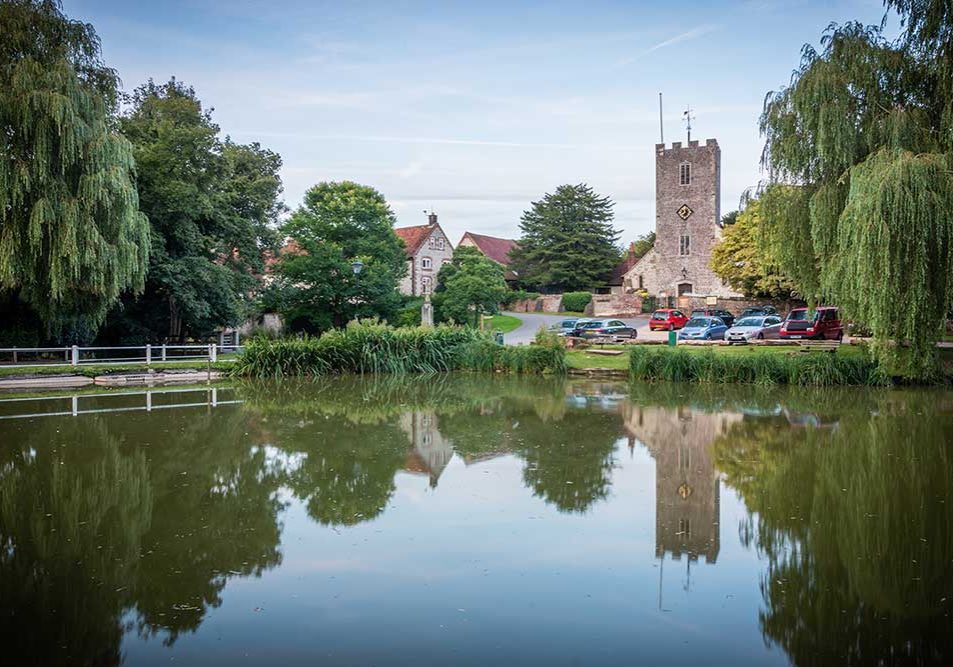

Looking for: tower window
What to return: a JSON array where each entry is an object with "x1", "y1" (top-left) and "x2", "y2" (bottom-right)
[
  {"x1": 679, "y1": 162, "x2": 691, "y2": 185},
  {"x1": 679, "y1": 235, "x2": 691, "y2": 256}
]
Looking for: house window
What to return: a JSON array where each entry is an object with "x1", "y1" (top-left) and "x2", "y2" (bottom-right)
[
  {"x1": 442, "y1": 259, "x2": 451, "y2": 266},
  {"x1": 679, "y1": 235, "x2": 690, "y2": 256},
  {"x1": 638, "y1": 274, "x2": 644, "y2": 290},
  {"x1": 679, "y1": 162, "x2": 691, "y2": 185},
  {"x1": 421, "y1": 256, "x2": 432, "y2": 270},
  {"x1": 436, "y1": 237, "x2": 445, "y2": 250},
  {"x1": 421, "y1": 276, "x2": 432, "y2": 294},
  {"x1": 428, "y1": 237, "x2": 435, "y2": 249}
]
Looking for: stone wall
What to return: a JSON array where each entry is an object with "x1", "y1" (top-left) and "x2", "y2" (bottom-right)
[
  {"x1": 507, "y1": 294, "x2": 564, "y2": 313},
  {"x1": 585, "y1": 293, "x2": 643, "y2": 317}
]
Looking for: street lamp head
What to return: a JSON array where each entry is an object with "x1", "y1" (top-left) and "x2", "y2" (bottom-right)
[{"x1": 351, "y1": 259, "x2": 365, "y2": 275}]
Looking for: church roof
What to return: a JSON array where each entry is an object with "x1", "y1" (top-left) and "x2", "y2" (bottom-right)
[{"x1": 608, "y1": 243, "x2": 643, "y2": 285}]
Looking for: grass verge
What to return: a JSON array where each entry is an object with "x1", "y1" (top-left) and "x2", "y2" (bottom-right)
[{"x1": 485, "y1": 314, "x2": 522, "y2": 334}]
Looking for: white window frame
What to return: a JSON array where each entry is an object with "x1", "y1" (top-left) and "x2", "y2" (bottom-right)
[
  {"x1": 428, "y1": 236, "x2": 436, "y2": 249},
  {"x1": 436, "y1": 237, "x2": 445, "y2": 250},
  {"x1": 679, "y1": 235, "x2": 691, "y2": 256},
  {"x1": 421, "y1": 256, "x2": 432, "y2": 270},
  {"x1": 421, "y1": 276, "x2": 432, "y2": 293},
  {"x1": 679, "y1": 162, "x2": 691, "y2": 186}
]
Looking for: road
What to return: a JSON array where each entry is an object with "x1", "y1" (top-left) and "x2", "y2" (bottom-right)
[{"x1": 501, "y1": 312, "x2": 664, "y2": 345}]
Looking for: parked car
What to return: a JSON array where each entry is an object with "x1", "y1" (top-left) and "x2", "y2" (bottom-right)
[
  {"x1": 740, "y1": 305, "x2": 779, "y2": 318},
  {"x1": 779, "y1": 306, "x2": 843, "y2": 340},
  {"x1": 678, "y1": 316, "x2": 729, "y2": 341},
  {"x1": 725, "y1": 315, "x2": 784, "y2": 343},
  {"x1": 690, "y1": 308, "x2": 736, "y2": 327},
  {"x1": 649, "y1": 309, "x2": 689, "y2": 331},
  {"x1": 549, "y1": 318, "x2": 578, "y2": 336},
  {"x1": 575, "y1": 319, "x2": 637, "y2": 340}
]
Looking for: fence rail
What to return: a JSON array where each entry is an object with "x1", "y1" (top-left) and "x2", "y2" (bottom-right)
[
  {"x1": 0, "y1": 343, "x2": 244, "y2": 369},
  {"x1": 0, "y1": 386, "x2": 241, "y2": 420}
]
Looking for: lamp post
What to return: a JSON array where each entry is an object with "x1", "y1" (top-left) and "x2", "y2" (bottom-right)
[{"x1": 351, "y1": 259, "x2": 364, "y2": 276}]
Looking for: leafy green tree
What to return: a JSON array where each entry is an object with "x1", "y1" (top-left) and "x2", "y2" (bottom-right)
[
  {"x1": 510, "y1": 184, "x2": 621, "y2": 292},
  {"x1": 629, "y1": 231, "x2": 656, "y2": 260},
  {"x1": 0, "y1": 0, "x2": 150, "y2": 341},
  {"x1": 760, "y1": 3, "x2": 953, "y2": 377},
  {"x1": 710, "y1": 198, "x2": 796, "y2": 299},
  {"x1": 99, "y1": 79, "x2": 283, "y2": 343},
  {"x1": 434, "y1": 246, "x2": 508, "y2": 326},
  {"x1": 274, "y1": 181, "x2": 406, "y2": 333}
]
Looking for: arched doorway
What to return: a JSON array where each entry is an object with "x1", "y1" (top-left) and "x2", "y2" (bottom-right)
[{"x1": 677, "y1": 282, "x2": 693, "y2": 296}]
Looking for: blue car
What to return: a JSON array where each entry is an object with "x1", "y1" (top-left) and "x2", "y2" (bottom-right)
[{"x1": 677, "y1": 316, "x2": 728, "y2": 341}]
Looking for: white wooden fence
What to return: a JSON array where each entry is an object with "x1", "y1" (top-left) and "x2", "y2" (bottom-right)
[{"x1": 0, "y1": 343, "x2": 243, "y2": 368}]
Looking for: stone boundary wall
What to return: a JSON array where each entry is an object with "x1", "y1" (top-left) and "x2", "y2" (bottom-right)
[
  {"x1": 508, "y1": 295, "x2": 564, "y2": 313},
  {"x1": 585, "y1": 293, "x2": 644, "y2": 317}
]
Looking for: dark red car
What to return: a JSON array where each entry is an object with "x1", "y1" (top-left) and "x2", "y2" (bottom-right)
[
  {"x1": 779, "y1": 306, "x2": 844, "y2": 340},
  {"x1": 649, "y1": 309, "x2": 689, "y2": 331}
]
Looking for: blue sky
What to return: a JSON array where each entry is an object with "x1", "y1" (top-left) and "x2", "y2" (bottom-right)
[{"x1": 66, "y1": 0, "x2": 892, "y2": 245}]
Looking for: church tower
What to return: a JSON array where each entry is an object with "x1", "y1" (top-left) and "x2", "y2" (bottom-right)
[{"x1": 623, "y1": 136, "x2": 738, "y2": 302}]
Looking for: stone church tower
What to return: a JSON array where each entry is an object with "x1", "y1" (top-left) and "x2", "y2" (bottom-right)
[{"x1": 623, "y1": 138, "x2": 739, "y2": 302}]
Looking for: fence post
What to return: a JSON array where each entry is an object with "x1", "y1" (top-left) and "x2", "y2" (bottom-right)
[
  {"x1": 219, "y1": 331, "x2": 225, "y2": 350},
  {"x1": 12, "y1": 347, "x2": 16, "y2": 364},
  {"x1": 146, "y1": 344, "x2": 152, "y2": 366},
  {"x1": 161, "y1": 343, "x2": 167, "y2": 362},
  {"x1": 234, "y1": 330, "x2": 240, "y2": 350},
  {"x1": 209, "y1": 343, "x2": 217, "y2": 363},
  {"x1": 71, "y1": 345, "x2": 79, "y2": 366}
]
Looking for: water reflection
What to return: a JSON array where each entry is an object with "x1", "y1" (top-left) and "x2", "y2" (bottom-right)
[{"x1": 0, "y1": 378, "x2": 950, "y2": 665}]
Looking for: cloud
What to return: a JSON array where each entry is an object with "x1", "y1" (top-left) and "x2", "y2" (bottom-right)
[
  {"x1": 616, "y1": 24, "x2": 720, "y2": 66},
  {"x1": 272, "y1": 92, "x2": 378, "y2": 109}
]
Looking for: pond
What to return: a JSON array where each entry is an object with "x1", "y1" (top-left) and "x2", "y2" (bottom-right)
[{"x1": 0, "y1": 377, "x2": 951, "y2": 666}]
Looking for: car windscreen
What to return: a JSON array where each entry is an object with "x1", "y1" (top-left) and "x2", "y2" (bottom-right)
[
  {"x1": 651, "y1": 311, "x2": 668, "y2": 319},
  {"x1": 685, "y1": 318, "x2": 710, "y2": 328},
  {"x1": 582, "y1": 321, "x2": 603, "y2": 328},
  {"x1": 787, "y1": 309, "x2": 810, "y2": 321},
  {"x1": 735, "y1": 317, "x2": 764, "y2": 327}
]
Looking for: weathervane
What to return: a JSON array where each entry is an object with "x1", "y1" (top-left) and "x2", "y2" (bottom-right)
[{"x1": 682, "y1": 106, "x2": 695, "y2": 142}]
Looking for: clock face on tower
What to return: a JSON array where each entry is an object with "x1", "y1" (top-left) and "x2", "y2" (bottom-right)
[{"x1": 676, "y1": 204, "x2": 693, "y2": 221}]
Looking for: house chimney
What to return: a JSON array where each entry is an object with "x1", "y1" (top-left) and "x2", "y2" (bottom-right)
[{"x1": 427, "y1": 212, "x2": 437, "y2": 225}]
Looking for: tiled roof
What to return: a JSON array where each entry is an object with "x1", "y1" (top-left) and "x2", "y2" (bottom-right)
[
  {"x1": 608, "y1": 243, "x2": 642, "y2": 285},
  {"x1": 394, "y1": 224, "x2": 433, "y2": 258},
  {"x1": 460, "y1": 232, "x2": 518, "y2": 266},
  {"x1": 264, "y1": 239, "x2": 305, "y2": 272}
]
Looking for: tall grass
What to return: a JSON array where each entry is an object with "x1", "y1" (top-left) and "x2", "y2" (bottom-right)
[
  {"x1": 233, "y1": 321, "x2": 566, "y2": 378},
  {"x1": 628, "y1": 346, "x2": 890, "y2": 387}
]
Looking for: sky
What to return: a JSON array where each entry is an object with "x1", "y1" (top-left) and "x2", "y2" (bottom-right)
[{"x1": 66, "y1": 0, "x2": 894, "y2": 245}]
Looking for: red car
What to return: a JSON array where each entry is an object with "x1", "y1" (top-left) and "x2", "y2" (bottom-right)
[
  {"x1": 779, "y1": 306, "x2": 844, "y2": 340},
  {"x1": 649, "y1": 309, "x2": 689, "y2": 331}
]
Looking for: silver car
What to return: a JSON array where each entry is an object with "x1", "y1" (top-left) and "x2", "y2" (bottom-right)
[{"x1": 725, "y1": 315, "x2": 783, "y2": 343}]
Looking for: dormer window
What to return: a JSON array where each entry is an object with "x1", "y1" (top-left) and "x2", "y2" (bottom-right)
[{"x1": 679, "y1": 162, "x2": 691, "y2": 185}]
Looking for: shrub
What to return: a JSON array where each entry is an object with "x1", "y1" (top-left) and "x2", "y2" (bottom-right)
[
  {"x1": 233, "y1": 320, "x2": 566, "y2": 377},
  {"x1": 628, "y1": 345, "x2": 888, "y2": 387},
  {"x1": 641, "y1": 295, "x2": 659, "y2": 313},
  {"x1": 561, "y1": 291, "x2": 592, "y2": 313},
  {"x1": 394, "y1": 297, "x2": 423, "y2": 327}
]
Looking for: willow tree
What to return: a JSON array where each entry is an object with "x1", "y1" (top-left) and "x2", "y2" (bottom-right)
[
  {"x1": 0, "y1": 0, "x2": 149, "y2": 340},
  {"x1": 760, "y1": 2, "x2": 953, "y2": 378}
]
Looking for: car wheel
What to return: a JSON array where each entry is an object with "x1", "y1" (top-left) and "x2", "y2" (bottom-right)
[{"x1": 757, "y1": 332, "x2": 764, "y2": 340}]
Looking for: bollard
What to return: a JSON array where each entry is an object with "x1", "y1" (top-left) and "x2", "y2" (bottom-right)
[{"x1": 668, "y1": 330, "x2": 677, "y2": 347}]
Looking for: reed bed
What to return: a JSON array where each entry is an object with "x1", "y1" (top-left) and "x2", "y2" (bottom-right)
[
  {"x1": 628, "y1": 345, "x2": 889, "y2": 387},
  {"x1": 233, "y1": 321, "x2": 566, "y2": 378}
]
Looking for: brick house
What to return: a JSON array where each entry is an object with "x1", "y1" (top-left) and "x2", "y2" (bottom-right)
[
  {"x1": 394, "y1": 213, "x2": 454, "y2": 296},
  {"x1": 457, "y1": 232, "x2": 519, "y2": 285}
]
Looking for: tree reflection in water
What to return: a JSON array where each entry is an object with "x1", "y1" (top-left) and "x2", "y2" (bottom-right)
[
  {"x1": 713, "y1": 390, "x2": 953, "y2": 665},
  {"x1": 1, "y1": 378, "x2": 951, "y2": 666}
]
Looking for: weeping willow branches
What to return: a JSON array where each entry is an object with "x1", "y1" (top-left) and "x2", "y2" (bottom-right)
[
  {"x1": 760, "y1": 5, "x2": 953, "y2": 378},
  {"x1": 0, "y1": 0, "x2": 149, "y2": 340}
]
